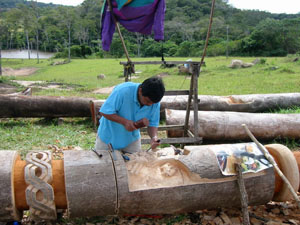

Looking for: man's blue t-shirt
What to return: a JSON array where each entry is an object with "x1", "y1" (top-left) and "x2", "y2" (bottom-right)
[{"x1": 97, "y1": 82, "x2": 160, "y2": 149}]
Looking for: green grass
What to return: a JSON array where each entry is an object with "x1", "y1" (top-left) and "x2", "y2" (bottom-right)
[
  {"x1": 0, "y1": 118, "x2": 96, "y2": 156},
  {"x1": 2, "y1": 56, "x2": 300, "y2": 98},
  {"x1": 1, "y1": 56, "x2": 300, "y2": 151}
]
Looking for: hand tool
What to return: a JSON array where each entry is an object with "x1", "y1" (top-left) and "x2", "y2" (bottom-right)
[{"x1": 108, "y1": 143, "x2": 117, "y2": 161}]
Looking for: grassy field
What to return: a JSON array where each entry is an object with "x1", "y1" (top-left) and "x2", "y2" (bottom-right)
[
  {"x1": 1, "y1": 56, "x2": 300, "y2": 153},
  {"x1": 2, "y1": 56, "x2": 300, "y2": 97}
]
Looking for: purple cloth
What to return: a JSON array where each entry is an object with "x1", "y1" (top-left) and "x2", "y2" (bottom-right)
[{"x1": 101, "y1": 0, "x2": 165, "y2": 51}]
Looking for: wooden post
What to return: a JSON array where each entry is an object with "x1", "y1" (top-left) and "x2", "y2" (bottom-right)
[
  {"x1": 0, "y1": 42, "x2": 2, "y2": 76},
  {"x1": 235, "y1": 163, "x2": 250, "y2": 225},
  {"x1": 192, "y1": 63, "x2": 199, "y2": 140},
  {"x1": 183, "y1": 70, "x2": 193, "y2": 137},
  {"x1": 123, "y1": 64, "x2": 129, "y2": 82}
]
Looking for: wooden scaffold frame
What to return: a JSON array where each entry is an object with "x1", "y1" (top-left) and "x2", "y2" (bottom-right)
[{"x1": 90, "y1": 0, "x2": 216, "y2": 146}]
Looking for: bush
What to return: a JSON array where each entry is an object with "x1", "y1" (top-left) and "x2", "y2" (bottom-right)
[
  {"x1": 175, "y1": 41, "x2": 193, "y2": 57},
  {"x1": 69, "y1": 45, "x2": 93, "y2": 58},
  {"x1": 95, "y1": 50, "x2": 104, "y2": 58},
  {"x1": 53, "y1": 50, "x2": 68, "y2": 58},
  {"x1": 70, "y1": 45, "x2": 82, "y2": 57},
  {"x1": 80, "y1": 45, "x2": 92, "y2": 57}
]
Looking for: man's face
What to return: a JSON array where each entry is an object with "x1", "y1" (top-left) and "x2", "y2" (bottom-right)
[{"x1": 138, "y1": 88, "x2": 154, "y2": 106}]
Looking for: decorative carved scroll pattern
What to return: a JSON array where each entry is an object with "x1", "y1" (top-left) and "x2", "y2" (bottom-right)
[{"x1": 25, "y1": 151, "x2": 57, "y2": 221}]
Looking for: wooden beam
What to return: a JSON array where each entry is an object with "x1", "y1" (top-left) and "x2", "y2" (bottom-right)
[
  {"x1": 120, "y1": 61, "x2": 201, "y2": 65},
  {"x1": 140, "y1": 125, "x2": 185, "y2": 132},
  {"x1": 141, "y1": 137, "x2": 202, "y2": 145},
  {"x1": 165, "y1": 90, "x2": 190, "y2": 96}
]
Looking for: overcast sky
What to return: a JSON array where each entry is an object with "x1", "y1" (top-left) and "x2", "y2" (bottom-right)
[
  {"x1": 227, "y1": 0, "x2": 300, "y2": 14},
  {"x1": 36, "y1": 0, "x2": 84, "y2": 6},
  {"x1": 36, "y1": 0, "x2": 300, "y2": 14}
]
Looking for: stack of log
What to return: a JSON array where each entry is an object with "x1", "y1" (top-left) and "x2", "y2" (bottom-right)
[
  {"x1": 89, "y1": 93, "x2": 300, "y2": 127},
  {"x1": 162, "y1": 93, "x2": 300, "y2": 142},
  {"x1": 1, "y1": 91, "x2": 300, "y2": 143}
]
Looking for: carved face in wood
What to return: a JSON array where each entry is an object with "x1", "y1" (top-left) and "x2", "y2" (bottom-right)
[{"x1": 126, "y1": 153, "x2": 202, "y2": 191}]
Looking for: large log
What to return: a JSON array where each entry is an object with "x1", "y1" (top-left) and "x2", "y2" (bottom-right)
[
  {"x1": 0, "y1": 151, "x2": 22, "y2": 222},
  {"x1": 166, "y1": 109, "x2": 300, "y2": 141},
  {"x1": 90, "y1": 93, "x2": 300, "y2": 124},
  {"x1": 1, "y1": 93, "x2": 299, "y2": 119},
  {"x1": 0, "y1": 95, "x2": 93, "y2": 118},
  {"x1": 64, "y1": 150, "x2": 116, "y2": 217},
  {"x1": 1, "y1": 143, "x2": 299, "y2": 222},
  {"x1": 161, "y1": 93, "x2": 300, "y2": 113}
]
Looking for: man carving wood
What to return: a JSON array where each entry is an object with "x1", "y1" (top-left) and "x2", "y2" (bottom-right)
[{"x1": 95, "y1": 76, "x2": 165, "y2": 153}]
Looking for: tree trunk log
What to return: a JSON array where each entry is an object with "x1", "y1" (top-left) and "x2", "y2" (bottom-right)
[
  {"x1": 0, "y1": 95, "x2": 93, "y2": 118},
  {"x1": 166, "y1": 109, "x2": 300, "y2": 141},
  {"x1": 161, "y1": 93, "x2": 300, "y2": 115},
  {"x1": 64, "y1": 150, "x2": 116, "y2": 218},
  {"x1": 1, "y1": 143, "x2": 300, "y2": 221},
  {"x1": 0, "y1": 151, "x2": 22, "y2": 222},
  {"x1": 117, "y1": 148, "x2": 275, "y2": 215},
  {"x1": 90, "y1": 100, "x2": 105, "y2": 128},
  {"x1": 90, "y1": 93, "x2": 300, "y2": 124}
]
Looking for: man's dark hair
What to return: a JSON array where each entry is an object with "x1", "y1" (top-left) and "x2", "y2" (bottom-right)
[{"x1": 141, "y1": 76, "x2": 165, "y2": 103}]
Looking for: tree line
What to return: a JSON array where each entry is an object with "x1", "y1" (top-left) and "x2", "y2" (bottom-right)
[{"x1": 0, "y1": 0, "x2": 300, "y2": 59}]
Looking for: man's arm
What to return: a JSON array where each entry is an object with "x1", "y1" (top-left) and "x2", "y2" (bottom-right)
[
  {"x1": 147, "y1": 126, "x2": 160, "y2": 149},
  {"x1": 101, "y1": 113, "x2": 137, "y2": 131}
]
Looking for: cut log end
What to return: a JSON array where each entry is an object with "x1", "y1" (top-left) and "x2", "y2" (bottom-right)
[
  {"x1": 265, "y1": 144, "x2": 300, "y2": 202},
  {"x1": 292, "y1": 151, "x2": 300, "y2": 191}
]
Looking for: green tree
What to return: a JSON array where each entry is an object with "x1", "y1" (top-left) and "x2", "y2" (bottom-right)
[
  {"x1": 241, "y1": 18, "x2": 286, "y2": 56},
  {"x1": 17, "y1": 4, "x2": 34, "y2": 59},
  {"x1": 58, "y1": 6, "x2": 77, "y2": 62}
]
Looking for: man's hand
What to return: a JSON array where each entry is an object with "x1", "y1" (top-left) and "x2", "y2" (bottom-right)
[
  {"x1": 150, "y1": 136, "x2": 160, "y2": 150},
  {"x1": 134, "y1": 118, "x2": 149, "y2": 129},
  {"x1": 101, "y1": 113, "x2": 137, "y2": 132},
  {"x1": 124, "y1": 120, "x2": 137, "y2": 131}
]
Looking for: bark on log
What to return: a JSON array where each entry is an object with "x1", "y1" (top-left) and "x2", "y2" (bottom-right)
[
  {"x1": 0, "y1": 151, "x2": 22, "y2": 222},
  {"x1": 294, "y1": 151, "x2": 300, "y2": 190},
  {"x1": 0, "y1": 95, "x2": 93, "y2": 118},
  {"x1": 90, "y1": 93, "x2": 300, "y2": 124},
  {"x1": 90, "y1": 100, "x2": 105, "y2": 128},
  {"x1": 161, "y1": 93, "x2": 300, "y2": 114},
  {"x1": 166, "y1": 109, "x2": 300, "y2": 141},
  {"x1": 1, "y1": 142, "x2": 300, "y2": 221},
  {"x1": 64, "y1": 150, "x2": 116, "y2": 218}
]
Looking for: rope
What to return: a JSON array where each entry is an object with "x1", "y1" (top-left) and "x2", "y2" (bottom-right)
[
  {"x1": 174, "y1": 0, "x2": 216, "y2": 102},
  {"x1": 161, "y1": 41, "x2": 165, "y2": 63}
]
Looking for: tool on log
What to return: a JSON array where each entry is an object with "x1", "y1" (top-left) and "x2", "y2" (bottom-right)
[{"x1": 242, "y1": 124, "x2": 300, "y2": 208}]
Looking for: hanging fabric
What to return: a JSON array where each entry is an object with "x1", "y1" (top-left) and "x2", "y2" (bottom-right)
[{"x1": 101, "y1": 0, "x2": 166, "y2": 51}]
